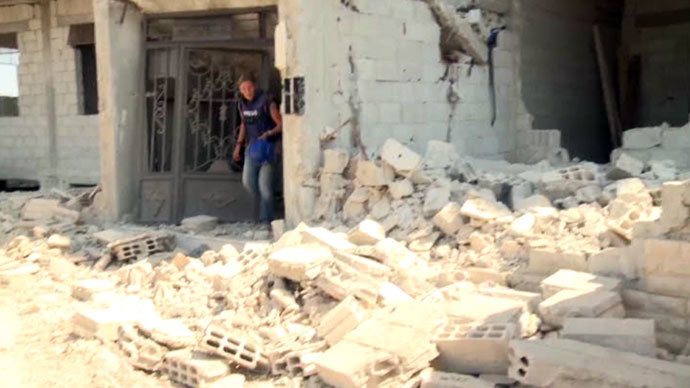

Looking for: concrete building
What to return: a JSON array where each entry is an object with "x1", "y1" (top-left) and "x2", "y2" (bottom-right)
[{"x1": 0, "y1": 0, "x2": 688, "y2": 226}]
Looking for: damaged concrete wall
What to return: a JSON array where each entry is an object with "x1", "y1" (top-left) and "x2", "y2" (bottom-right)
[
  {"x1": 278, "y1": 0, "x2": 521, "y2": 225},
  {"x1": 517, "y1": 0, "x2": 610, "y2": 162},
  {"x1": 0, "y1": 0, "x2": 100, "y2": 186},
  {"x1": 633, "y1": 0, "x2": 690, "y2": 127}
]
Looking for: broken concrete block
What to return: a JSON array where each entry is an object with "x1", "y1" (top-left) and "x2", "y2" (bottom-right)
[
  {"x1": 433, "y1": 202, "x2": 464, "y2": 235},
  {"x1": 425, "y1": 140, "x2": 458, "y2": 170},
  {"x1": 333, "y1": 251, "x2": 391, "y2": 279},
  {"x1": 181, "y1": 215, "x2": 218, "y2": 232},
  {"x1": 301, "y1": 227, "x2": 357, "y2": 251},
  {"x1": 268, "y1": 244, "x2": 330, "y2": 282},
  {"x1": 513, "y1": 194, "x2": 553, "y2": 211},
  {"x1": 465, "y1": 268, "x2": 508, "y2": 286},
  {"x1": 538, "y1": 289, "x2": 623, "y2": 327},
  {"x1": 379, "y1": 282, "x2": 414, "y2": 304},
  {"x1": 72, "y1": 308, "x2": 138, "y2": 341},
  {"x1": 649, "y1": 159, "x2": 677, "y2": 181},
  {"x1": 622, "y1": 126, "x2": 663, "y2": 149},
  {"x1": 419, "y1": 368, "x2": 494, "y2": 388},
  {"x1": 344, "y1": 317, "x2": 438, "y2": 375},
  {"x1": 49, "y1": 256, "x2": 78, "y2": 280},
  {"x1": 445, "y1": 294, "x2": 525, "y2": 324},
  {"x1": 389, "y1": 179, "x2": 414, "y2": 199},
  {"x1": 270, "y1": 219, "x2": 285, "y2": 241},
  {"x1": 108, "y1": 233, "x2": 174, "y2": 262},
  {"x1": 423, "y1": 186, "x2": 451, "y2": 218},
  {"x1": 528, "y1": 248, "x2": 588, "y2": 274},
  {"x1": 370, "y1": 197, "x2": 392, "y2": 220},
  {"x1": 270, "y1": 288, "x2": 299, "y2": 311},
  {"x1": 461, "y1": 197, "x2": 511, "y2": 221},
  {"x1": 659, "y1": 181, "x2": 690, "y2": 229},
  {"x1": 317, "y1": 295, "x2": 367, "y2": 345},
  {"x1": 72, "y1": 279, "x2": 116, "y2": 301},
  {"x1": 561, "y1": 318, "x2": 656, "y2": 356},
  {"x1": 323, "y1": 149, "x2": 349, "y2": 174},
  {"x1": 201, "y1": 327, "x2": 269, "y2": 372},
  {"x1": 434, "y1": 322, "x2": 515, "y2": 375},
  {"x1": 356, "y1": 161, "x2": 388, "y2": 186},
  {"x1": 510, "y1": 214, "x2": 536, "y2": 237},
  {"x1": 381, "y1": 138, "x2": 423, "y2": 174},
  {"x1": 477, "y1": 287, "x2": 542, "y2": 313},
  {"x1": 144, "y1": 319, "x2": 195, "y2": 349},
  {"x1": 539, "y1": 165, "x2": 599, "y2": 197},
  {"x1": 47, "y1": 234, "x2": 71, "y2": 249},
  {"x1": 163, "y1": 349, "x2": 231, "y2": 388},
  {"x1": 315, "y1": 341, "x2": 398, "y2": 388},
  {"x1": 608, "y1": 152, "x2": 644, "y2": 180},
  {"x1": 117, "y1": 324, "x2": 166, "y2": 372},
  {"x1": 373, "y1": 238, "x2": 420, "y2": 269},
  {"x1": 540, "y1": 269, "x2": 622, "y2": 299},
  {"x1": 509, "y1": 339, "x2": 690, "y2": 387},
  {"x1": 348, "y1": 219, "x2": 386, "y2": 246}
]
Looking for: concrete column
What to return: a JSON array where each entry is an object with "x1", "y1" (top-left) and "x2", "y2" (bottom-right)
[
  {"x1": 278, "y1": 0, "x2": 348, "y2": 227},
  {"x1": 93, "y1": 0, "x2": 144, "y2": 221}
]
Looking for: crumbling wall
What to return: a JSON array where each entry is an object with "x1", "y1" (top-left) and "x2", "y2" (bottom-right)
[
  {"x1": 516, "y1": 0, "x2": 610, "y2": 162},
  {"x1": 278, "y1": 0, "x2": 522, "y2": 225},
  {"x1": 0, "y1": 0, "x2": 99, "y2": 186},
  {"x1": 633, "y1": 1, "x2": 690, "y2": 127}
]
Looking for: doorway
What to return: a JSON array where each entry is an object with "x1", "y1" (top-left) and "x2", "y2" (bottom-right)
[{"x1": 139, "y1": 11, "x2": 278, "y2": 223}]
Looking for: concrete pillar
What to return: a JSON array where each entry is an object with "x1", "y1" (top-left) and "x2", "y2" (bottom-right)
[
  {"x1": 277, "y1": 0, "x2": 349, "y2": 227},
  {"x1": 93, "y1": 0, "x2": 144, "y2": 221}
]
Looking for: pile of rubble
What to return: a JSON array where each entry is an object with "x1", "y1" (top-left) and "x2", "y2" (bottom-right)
[{"x1": 4, "y1": 135, "x2": 690, "y2": 387}]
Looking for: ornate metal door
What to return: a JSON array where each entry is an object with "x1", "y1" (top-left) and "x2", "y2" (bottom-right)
[
  {"x1": 140, "y1": 46, "x2": 265, "y2": 223},
  {"x1": 179, "y1": 48, "x2": 262, "y2": 221}
]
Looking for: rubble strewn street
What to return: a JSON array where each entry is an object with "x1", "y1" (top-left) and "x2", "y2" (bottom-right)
[{"x1": 4, "y1": 131, "x2": 690, "y2": 387}]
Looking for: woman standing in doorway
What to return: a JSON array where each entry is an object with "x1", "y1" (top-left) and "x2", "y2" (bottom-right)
[{"x1": 233, "y1": 74, "x2": 283, "y2": 224}]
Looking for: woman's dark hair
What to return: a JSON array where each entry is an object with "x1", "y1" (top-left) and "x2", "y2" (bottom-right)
[{"x1": 239, "y1": 73, "x2": 257, "y2": 85}]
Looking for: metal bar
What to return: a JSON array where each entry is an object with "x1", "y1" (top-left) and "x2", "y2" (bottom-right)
[
  {"x1": 194, "y1": 52, "x2": 200, "y2": 171},
  {"x1": 148, "y1": 68, "x2": 156, "y2": 171},
  {"x1": 206, "y1": 52, "x2": 213, "y2": 167},
  {"x1": 146, "y1": 39, "x2": 274, "y2": 50},
  {"x1": 160, "y1": 57, "x2": 169, "y2": 172}
]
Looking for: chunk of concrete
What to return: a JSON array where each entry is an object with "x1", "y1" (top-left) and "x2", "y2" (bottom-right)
[
  {"x1": 433, "y1": 202, "x2": 464, "y2": 235},
  {"x1": 47, "y1": 234, "x2": 71, "y2": 249},
  {"x1": 419, "y1": 368, "x2": 494, "y2": 388},
  {"x1": 622, "y1": 126, "x2": 663, "y2": 149},
  {"x1": 513, "y1": 194, "x2": 552, "y2": 211},
  {"x1": 72, "y1": 308, "x2": 138, "y2": 341},
  {"x1": 268, "y1": 244, "x2": 331, "y2": 281},
  {"x1": 538, "y1": 289, "x2": 623, "y2": 327},
  {"x1": 301, "y1": 227, "x2": 357, "y2": 251},
  {"x1": 540, "y1": 269, "x2": 622, "y2": 299},
  {"x1": 424, "y1": 186, "x2": 451, "y2": 218},
  {"x1": 445, "y1": 294, "x2": 525, "y2": 324},
  {"x1": 509, "y1": 339, "x2": 690, "y2": 387},
  {"x1": 163, "y1": 349, "x2": 231, "y2": 387},
  {"x1": 561, "y1": 318, "x2": 656, "y2": 356},
  {"x1": 317, "y1": 296, "x2": 368, "y2": 345},
  {"x1": 181, "y1": 215, "x2": 218, "y2": 232},
  {"x1": 608, "y1": 152, "x2": 644, "y2": 180},
  {"x1": 323, "y1": 149, "x2": 349, "y2": 174},
  {"x1": 381, "y1": 138, "x2": 423, "y2": 174},
  {"x1": 434, "y1": 322, "x2": 516, "y2": 374},
  {"x1": 348, "y1": 219, "x2": 386, "y2": 246},
  {"x1": 425, "y1": 140, "x2": 458, "y2": 170},
  {"x1": 356, "y1": 161, "x2": 388, "y2": 186},
  {"x1": 510, "y1": 214, "x2": 536, "y2": 237},
  {"x1": 333, "y1": 251, "x2": 391, "y2": 279},
  {"x1": 528, "y1": 248, "x2": 588, "y2": 274},
  {"x1": 461, "y1": 197, "x2": 511, "y2": 221},
  {"x1": 388, "y1": 179, "x2": 414, "y2": 199},
  {"x1": 271, "y1": 219, "x2": 285, "y2": 241},
  {"x1": 315, "y1": 341, "x2": 397, "y2": 388}
]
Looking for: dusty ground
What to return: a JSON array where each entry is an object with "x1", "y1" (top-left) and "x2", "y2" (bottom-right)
[{"x1": 0, "y1": 272, "x2": 175, "y2": 388}]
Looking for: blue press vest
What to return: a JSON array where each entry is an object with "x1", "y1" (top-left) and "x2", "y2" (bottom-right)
[{"x1": 240, "y1": 90, "x2": 276, "y2": 144}]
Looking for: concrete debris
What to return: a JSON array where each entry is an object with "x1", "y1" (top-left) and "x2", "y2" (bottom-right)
[{"x1": 7, "y1": 136, "x2": 690, "y2": 386}]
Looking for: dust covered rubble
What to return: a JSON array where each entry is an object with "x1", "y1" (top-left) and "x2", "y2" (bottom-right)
[{"x1": 5, "y1": 140, "x2": 690, "y2": 387}]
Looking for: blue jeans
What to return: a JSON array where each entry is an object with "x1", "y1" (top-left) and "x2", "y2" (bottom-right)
[{"x1": 242, "y1": 154, "x2": 276, "y2": 223}]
